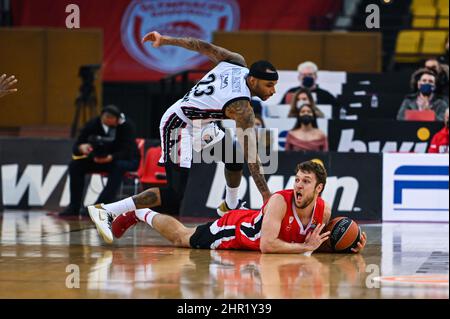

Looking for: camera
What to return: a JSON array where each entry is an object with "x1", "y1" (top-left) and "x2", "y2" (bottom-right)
[
  {"x1": 78, "y1": 64, "x2": 101, "y2": 103},
  {"x1": 87, "y1": 134, "x2": 114, "y2": 158}
]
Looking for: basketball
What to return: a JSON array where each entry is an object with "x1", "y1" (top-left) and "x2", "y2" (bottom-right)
[{"x1": 325, "y1": 217, "x2": 361, "y2": 253}]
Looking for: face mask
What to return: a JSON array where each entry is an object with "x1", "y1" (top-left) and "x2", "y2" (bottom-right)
[
  {"x1": 296, "y1": 100, "x2": 309, "y2": 109},
  {"x1": 419, "y1": 83, "x2": 435, "y2": 96},
  {"x1": 302, "y1": 76, "x2": 315, "y2": 88},
  {"x1": 299, "y1": 115, "x2": 314, "y2": 125}
]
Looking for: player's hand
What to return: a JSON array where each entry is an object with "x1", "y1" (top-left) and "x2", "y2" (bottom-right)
[
  {"x1": 142, "y1": 31, "x2": 162, "y2": 47},
  {"x1": 351, "y1": 231, "x2": 367, "y2": 254},
  {"x1": 94, "y1": 155, "x2": 113, "y2": 164},
  {"x1": 304, "y1": 224, "x2": 330, "y2": 253},
  {"x1": 0, "y1": 74, "x2": 18, "y2": 98},
  {"x1": 79, "y1": 143, "x2": 93, "y2": 155}
]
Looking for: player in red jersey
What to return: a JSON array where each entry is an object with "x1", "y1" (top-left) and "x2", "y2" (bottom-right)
[
  {"x1": 93, "y1": 160, "x2": 367, "y2": 254},
  {"x1": 428, "y1": 108, "x2": 449, "y2": 153}
]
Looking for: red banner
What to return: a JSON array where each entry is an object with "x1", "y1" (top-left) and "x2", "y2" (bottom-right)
[{"x1": 11, "y1": 0, "x2": 341, "y2": 81}]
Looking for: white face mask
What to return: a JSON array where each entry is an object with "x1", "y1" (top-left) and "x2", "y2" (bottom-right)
[{"x1": 296, "y1": 100, "x2": 309, "y2": 109}]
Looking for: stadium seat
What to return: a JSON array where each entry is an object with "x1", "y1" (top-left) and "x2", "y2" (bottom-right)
[
  {"x1": 411, "y1": 0, "x2": 435, "y2": 8},
  {"x1": 90, "y1": 138, "x2": 146, "y2": 197},
  {"x1": 140, "y1": 146, "x2": 167, "y2": 186},
  {"x1": 438, "y1": 17, "x2": 449, "y2": 28},
  {"x1": 395, "y1": 30, "x2": 422, "y2": 63},
  {"x1": 436, "y1": 0, "x2": 449, "y2": 11},
  {"x1": 411, "y1": 6, "x2": 438, "y2": 28},
  {"x1": 421, "y1": 30, "x2": 448, "y2": 54},
  {"x1": 396, "y1": 30, "x2": 422, "y2": 54},
  {"x1": 121, "y1": 138, "x2": 146, "y2": 195}
]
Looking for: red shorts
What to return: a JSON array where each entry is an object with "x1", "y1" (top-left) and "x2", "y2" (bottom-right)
[{"x1": 189, "y1": 209, "x2": 263, "y2": 251}]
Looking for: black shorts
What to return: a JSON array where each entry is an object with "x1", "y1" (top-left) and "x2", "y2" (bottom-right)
[
  {"x1": 156, "y1": 133, "x2": 244, "y2": 214},
  {"x1": 189, "y1": 221, "x2": 233, "y2": 249}
]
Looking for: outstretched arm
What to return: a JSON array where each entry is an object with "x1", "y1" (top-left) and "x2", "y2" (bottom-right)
[
  {"x1": 0, "y1": 74, "x2": 18, "y2": 98},
  {"x1": 260, "y1": 194, "x2": 330, "y2": 254},
  {"x1": 142, "y1": 31, "x2": 246, "y2": 67},
  {"x1": 225, "y1": 99, "x2": 271, "y2": 202}
]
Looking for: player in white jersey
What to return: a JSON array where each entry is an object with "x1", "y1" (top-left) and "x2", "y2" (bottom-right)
[{"x1": 88, "y1": 31, "x2": 278, "y2": 244}]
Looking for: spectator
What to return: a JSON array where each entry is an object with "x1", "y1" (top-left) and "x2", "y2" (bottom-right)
[
  {"x1": 428, "y1": 108, "x2": 449, "y2": 153},
  {"x1": 59, "y1": 105, "x2": 141, "y2": 217},
  {"x1": 288, "y1": 88, "x2": 325, "y2": 118},
  {"x1": 280, "y1": 61, "x2": 338, "y2": 115},
  {"x1": 285, "y1": 103, "x2": 328, "y2": 152},
  {"x1": 397, "y1": 68, "x2": 448, "y2": 121},
  {"x1": 424, "y1": 58, "x2": 449, "y2": 98},
  {"x1": 0, "y1": 74, "x2": 18, "y2": 98}
]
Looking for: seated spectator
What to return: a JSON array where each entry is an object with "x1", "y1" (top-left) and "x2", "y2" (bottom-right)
[
  {"x1": 288, "y1": 88, "x2": 325, "y2": 118},
  {"x1": 280, "y1": 61, "x2": 338, "y2": 115},
  {"x1": 428, "y1": 108, "x2": 449, "y2": 153},
  {"x1": 397, "y1": 68, "x2": 448, "y2": 122},
  {"x1": 59, "y1": 105, "x2": 141, "y2": 217},
  {"x1": 424, "y1": 58, "x2": 449, "y2": 98},
  {"x1": 285, "y1": 103, "x2": 328, "y2": 152}
]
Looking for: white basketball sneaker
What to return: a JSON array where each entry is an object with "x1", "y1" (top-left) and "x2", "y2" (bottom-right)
[
  {"x1": 88, "y1": 204, "x2": 114, "y2": 244},
  {"x1": 216, "y1": 199, "x2": 248, "y2": 217}
]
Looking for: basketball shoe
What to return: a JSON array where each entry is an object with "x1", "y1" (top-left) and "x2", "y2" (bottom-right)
[
  {"x1": 88, "y1": 204, "x2": 114, "y2": 244},
  {"x1": 216, "y1": 199, "x2": 248, "y2": 217},
  {"x1": 111, "y1": 211, "x2": 139, "y2": 239}
]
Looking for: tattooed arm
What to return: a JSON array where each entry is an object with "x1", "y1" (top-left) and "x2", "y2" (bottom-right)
[
  {"x1": 142, "y1": 31, "x2": 246, "y2": 67},
  {"x1": 225, "y1": 99, "x2": 272, "y2": 203}
]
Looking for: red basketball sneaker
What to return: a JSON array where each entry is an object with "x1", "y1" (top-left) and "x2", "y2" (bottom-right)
[{"x1": 112, "y1": 211, "x2": 139, "y2": 238}]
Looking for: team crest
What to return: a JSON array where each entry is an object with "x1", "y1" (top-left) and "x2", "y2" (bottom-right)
[{"x1": 121, "y1": 0, "x2": 240, "y2": 73}]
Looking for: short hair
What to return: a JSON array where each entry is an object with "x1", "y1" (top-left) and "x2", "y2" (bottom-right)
[
  {"x1": 297, "y1": 61, "x2": 318, "y2": 73},
  {"x1": 295, "y1": 160, "x2": 327, "y2": 194},
  {"x1": 410, "y1": 68, "x2": 437, "y2": 92},
  {"x1": 101, "y1": 105, "x2": 121, "y2": 118}
]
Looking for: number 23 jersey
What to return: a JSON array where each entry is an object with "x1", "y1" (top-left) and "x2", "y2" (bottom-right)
[
  {"x1": 159, "y1": 61, "x2": 252, "y2": 167},
  {"x1": 177, "y1": 60, "x2": 251, "y2": 123}
]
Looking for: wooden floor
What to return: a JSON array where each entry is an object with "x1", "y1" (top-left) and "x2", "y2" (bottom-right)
[{"x1": 0, "y1": 211, "x2": 448, "y2": 299}]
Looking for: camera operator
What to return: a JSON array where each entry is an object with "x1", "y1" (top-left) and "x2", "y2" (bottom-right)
[{"x1": 59, "y1": 105, "x2": 141, "y2": 217}]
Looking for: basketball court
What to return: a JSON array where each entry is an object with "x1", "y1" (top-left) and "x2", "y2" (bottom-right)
[{"x1": 0, "y1": 210, "x2": 448, "y2": 299}]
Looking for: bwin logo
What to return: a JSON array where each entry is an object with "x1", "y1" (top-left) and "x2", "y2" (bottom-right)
[
  {"x1": 206, "y1": 163, "x2": 359, "y2": 212},
  {"x1": 337, "y1": 129, "x2": 429, "y2": 153},
  {"x1": 393, "y1": 165, "x2": 449, "y2": 211}
]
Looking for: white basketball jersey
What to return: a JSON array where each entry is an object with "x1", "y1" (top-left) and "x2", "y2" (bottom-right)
[
  {"x1": 158, "y1": 61, "x2": 251, "y2": 168},
  {"x1": 176, "y1": 61, "x2": 251, "y2": 123}
]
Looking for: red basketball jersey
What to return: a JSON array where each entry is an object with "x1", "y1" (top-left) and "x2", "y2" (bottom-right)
[
  {"x1": 274, "y1": 189, "x2": 325, "y2": 244},
  {"x1": 213, "y1": 189, "x2": 325, "y2": 251}
]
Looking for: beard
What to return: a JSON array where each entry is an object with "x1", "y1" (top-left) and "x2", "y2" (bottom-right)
[{"x1": 295, "y1": 192, "x2": 315, "y2": 209}]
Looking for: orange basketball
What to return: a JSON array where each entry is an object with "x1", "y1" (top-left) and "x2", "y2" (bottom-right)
[{"x1": 325, "y1": 217, "x2": 361, "y2": 252}]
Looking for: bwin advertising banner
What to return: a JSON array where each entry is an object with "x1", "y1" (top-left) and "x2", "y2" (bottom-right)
[{"x1": 181, "y1": 151, "x2": 382, "y2": 221}]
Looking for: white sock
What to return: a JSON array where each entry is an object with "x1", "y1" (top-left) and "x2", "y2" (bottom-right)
[
  {"x1": 225, "y1": 185, "x2": 240, "y2": 209},
  {"x1": 102, "y1": 197, "x2": 136, "y2": 217},
  {"x1": 135, "y1": 208, "x2": 159, "y2": 228}
]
